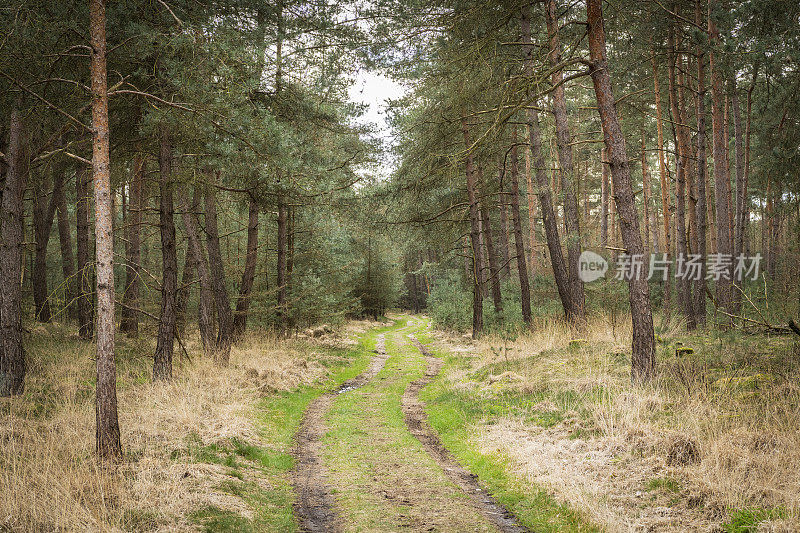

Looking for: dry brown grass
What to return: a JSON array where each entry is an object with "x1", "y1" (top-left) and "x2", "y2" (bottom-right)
[
  {"x1": 436, "y1": 312, "x2": 800, "y2": 532},
  {"x1": 0, "y1": 321, "x2": 342, "y2": 532}
]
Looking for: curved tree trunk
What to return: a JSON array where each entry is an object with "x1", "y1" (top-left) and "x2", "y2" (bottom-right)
[
  {"x1": 545, "y1": 0, "x2": 587, "y2": 332},
  {"x1": 204, "y1": 176, "x2": 233, "y2": 363},
  {"x1": 233, "y1": 197, "x2": 259, "y2": 339},
  {"x1": 479, "y1": 195, "x2": 503, "y2": 315},
  {"x1": 32, "y1": 169, "x2": 61, "y2": 322},
  {"x1": 461, "y1": 118, "x2": 484, "y2": 338},
  {"x1": 154, "y1": 131, "x2": 177, "y2": 381},
  {"x1": 587, "y1": 0, "x2": 656, "y2": 383},
  {"x1": 178, "y1": 188, "x2": 216, "y2": 357},
  {"x1": 56, "y1": 171, "x2": 77, "y2": 320},
  {"x1": 509, "y1": 128, "x2": 532, "y2": 325},
  {"x1": 520, "y1": 5, "x2": 575, "y2": 325}
]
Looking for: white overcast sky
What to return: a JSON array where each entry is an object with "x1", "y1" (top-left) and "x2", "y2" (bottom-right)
[{"x1": 348, "y1": 70, "x2": 407, "y2": 175}]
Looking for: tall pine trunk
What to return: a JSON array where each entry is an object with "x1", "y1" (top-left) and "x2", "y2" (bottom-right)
[
  {"x1": 545, "y1": 0, "x2": 587, "y2": 331},
  {"x1": 709, "y1": 0, "x2": 734, "y2": 313},
  {"x1": 509, "y1": 129, "x2": 532, "y2": 325},
  {"x1": 731, "y1": 76, "x2": 746, "y2": 314},
  {"x1": 276, "y1": 197, "x2": 288, "y2": 337},
  {"x1": 154, "y1": 131, "x2": 177, "y2": 381},
  {"x1": 667, "y1": 27, "x2": 694, "y2": 327},
  {"x1": 461, "y1": 118, "x2": 484, "y2": 337},
  {"x1": 76, "y1": 166, "x2": 94, "y2": 340},
  {"x1": 694, "y1": 0, "x2": 709, "y2": 325},
  {"x1": 90, "y1": 0, "x2": 122, "y2": 459},
  {"x1": 56, "y1": 169, "x2": 77, "y2": 320},
  {"x1": 32, "y1": 169, "x2": 62, "y2": 322},
  {"x1": 587, "y1": 0, "x2": 656, "y2": 383},
  {"x1": 178, "y1": 188, "x2": 215, "y2": 357},
  {"x1": 0, "y1": 102, "x2": 28, "y2": 396},
  {"x1": 175, "y1": 242, "x2": 196, "y2": 335},
  {"x1": 233, "y1": 197, "x2": 259, "y2": 339},
  {"x1": 601, "y1": 147, "x2": 609, "y2": 247},
  {"x1": 479, "y1": 196, "x2": 503, "y2": 314},
  {"x1": 521, "y1": 5, "x2": 576, "y2": 326},
  {"x1": 204, "y1": 177, "x2": 233, "y2": 363},
  {"x1": 120, "y1": 155, "x2": 143, "y2": 336},
  {"x1": 653, "y1": 50, "x2": 672, "y2": 319}
]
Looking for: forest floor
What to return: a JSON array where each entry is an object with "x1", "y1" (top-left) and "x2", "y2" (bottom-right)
[{"x1": 3, "y1": 313, "x2": 798, "y2": 532}]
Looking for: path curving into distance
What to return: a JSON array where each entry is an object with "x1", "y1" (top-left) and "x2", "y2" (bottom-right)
[
  {"x1": 292, "y1": 317, "x2": 528, "y2": 531},
  {"x1": 292, "y1": 333, "x2": 389, "y2": 532},
  {"x1": 402, "y1": 336, "x2": 529, "y2": 533}
]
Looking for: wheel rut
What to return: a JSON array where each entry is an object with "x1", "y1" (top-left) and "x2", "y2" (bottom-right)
[
  {"x1": 401, "y1": 336, "x2": 530, "y2": 533},
  {"x1": 292, "y1": 333, "x2": 388, "y2": 532}
]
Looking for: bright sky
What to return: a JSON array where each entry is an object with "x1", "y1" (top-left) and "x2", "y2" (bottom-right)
[{"x1": 348, "y1": 69, "x2": 407, "y2": 176}]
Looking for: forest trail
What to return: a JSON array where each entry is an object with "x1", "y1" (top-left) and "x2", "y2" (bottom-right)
[{"x1": 292, "y1": 316, "x2": 528, "y2": 532}]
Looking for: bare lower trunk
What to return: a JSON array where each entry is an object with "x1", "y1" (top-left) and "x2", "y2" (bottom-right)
[
  {"x1": 479, "y1": 196, "x2": 503, "y2": 314},
  {"x1": 601, "y1": 147, "x2": 609, "y2": 247},
  {"x1": 90, "y1": 0, "x2": 122, "y2": 459},
  {"x1": 175, "y1": 244, "x2": 196, "y2": 335},
  {"x1": 56, "y1": 170, "x2": 77, "y2": 319},
  {"x1": 731, "y1": 76, "x2": 746, "y2": 315},
  {"x1": 709, "y1": 0, "x2": 733, "y2": 313},
  {"x1": 667, "y1": 27, "x2": 693, "y2": 327},
  {"x1": 524, "y1": 148, "x2": 538, "y2": 275},
  {"x1": 545, "y1": 0, "x2": 586, "y2": 332},
  {"x1": 653, "y1": 51, "x2": 672, "y2": 319},
  {"x1": 587, "y1": 0, "x2": 656, "y2": 383},
  {"x1": 76, "y1": 167, "x2": 94, "y2": 340},
  {"x1": 521, "y1": 6, "x2": 575, "y2": 325},
  {"x1": 509, "y1": 129, "x2": 532, "y2": 325},
  {"x1": 120, "y1": 155, "x2": 143, "y2": 336},
  {"x1": 233, "y1": 197, "x2": 259, "y2": 339},
  {"x1": 277, "y1": 197, "x2": 288, "y2": 337},
  {"x1": 694, "y1": 0, "x2": 708, "y2": 325},
  {"x1": 204, "y1": 177, "x2": 232, "y2": 363},
  {"x1": 461, "y1": 119, "x2": 484, "y2": 338},
  {"x1": 641, "y1": 132, "x2": 651, "y2": 253},
  {"x1": 32, "y1": 169, "x2": 62, "y2": 322},
  {"x1": 154, "y1": 131, "x2": 176, "y2": 381},
  {"x1": 178, "y1": 188, "x2": 215, "y2": 357},
  {"x1": 497, "y1": 168, "x2": 511, "y2": 279},
  {"x1": 0, "y1": 103, "x2": 27, "y2": 396}
]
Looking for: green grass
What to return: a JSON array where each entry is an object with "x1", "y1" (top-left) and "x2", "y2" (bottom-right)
[
  {"x1": 722, "y1": 506, "x2": 786, "y2": 532},
  {"x1": 186, "y1": 320, "x2": 401, "y2": 532},
  {"x1": 419, "y1": 336, "x2": 599, "y2": 532}
]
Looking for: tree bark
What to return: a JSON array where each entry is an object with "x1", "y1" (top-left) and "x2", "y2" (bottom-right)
[
  {"x1": 641, "y1": 132, "x2": 651, "y2": 253},
  {"x1": 601, "y1": 147, "x2": 609, "y2": 247},
  {"x1": 479, "y1": 196, "x2": 503, "y2": 314},
  {"x1": 153, "y1": 131, "x2": 176, "y2": 381},
  {"x1": 461, "y1": 118, "x2": 484, "y2": 338},
  {"x1": 76, "y1": 166, "x2": 93, "y2": 340},
  {"x1": 524, "y1": 147, "x2": 538, "y2": 275},
  {"x1": 731, "y1": 75, "x2": 746, "y2": 314},
  {"x1": 587, "y1": 0, "x2": 656, "y2": 383},
  {"x1": 709, "y1": 0, "x2": 734, "y2": 312},
  {"x1": 204, "y1": 177, "x2": 232, "y2": 363},
  {"x1": 233, "y1": 197, "x2": 259, "y2": 339},
  {"x1": 0, "y1": 103, "x2": 28, "y2": 396},
  {"x1": 653, "y1": 49, "x2": 672, "y2": 318},
  {"x1": 32, "y1": 168, "x2": 62, "y2": 322},
  {"x1": 56, "y1": 169, "x2": 77, "y2": 320},
  {"x1": 509, "y1": 128, "x2": 532, "y2": 325},
  {"x1": 178, "y1": 188, "x2": 215, "y2": 357},
  {"x1": 694, "y1": 0, "x2": 709, "y2": 325},
  {"x1": 90, "y1": 0, "x2": 122, "y2": 459},
  {"x1": 120, "y1": 155, "x2": 143, "y2": 336},
  {"x1": 545, "y1": 0, "x2": 587, "y2": 331},
  {"x1": 276, "y1": 196, "x2": 288, "y2": 337},
  {"x1": 175, "y1": 239, "x2": 196, "y2": 335},
  {"x1": 667, "y1": 26, "x2": 694, "y2": 327},
  {"x1": 496, "y1": 162, "x2": 511, "y2": 279},
  {"x1": 521, "y1": 5, "x2": 576, "y2": 325}
]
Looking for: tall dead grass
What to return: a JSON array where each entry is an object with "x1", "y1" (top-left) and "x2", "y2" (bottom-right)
[
  {"x1": 1, "y1": 321, "x2": 335, "y2": 531},
  {"x1": 460, "y1": 312, "x2": 800, "y2": 531}
]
